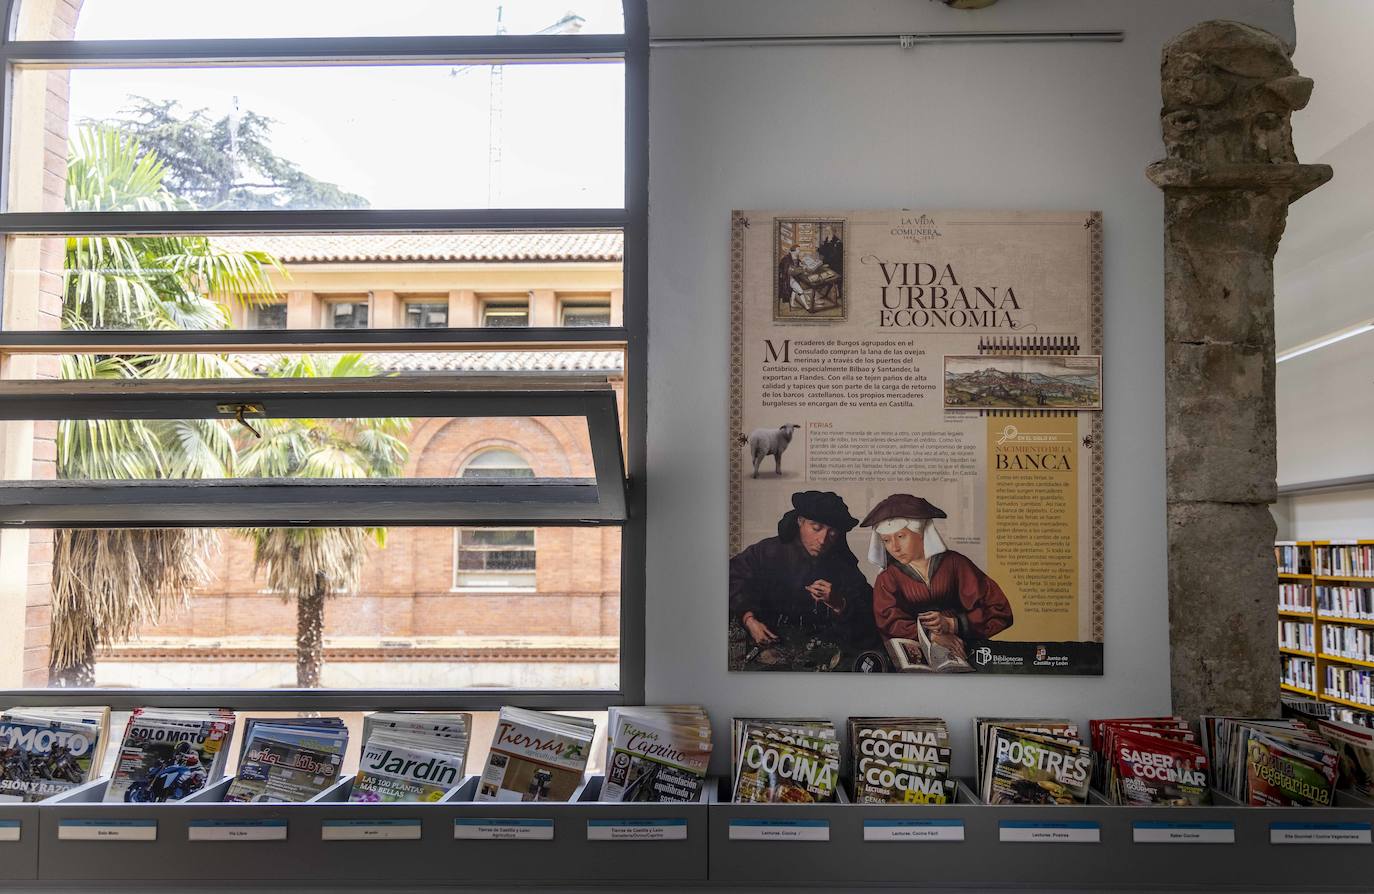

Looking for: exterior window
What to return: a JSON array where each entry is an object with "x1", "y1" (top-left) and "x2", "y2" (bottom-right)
[
  {"x1": 325, "y1": 300, "x2": 369, "y2": 329},
  {"x1": 250, "y1": 303, "x2": 288, "y2": 329},
  {"x1": 562, "y1": 302, "x2": 612, "y2": 327},
  {"x1": 482, "y1": 301, "x2": 530, "y2": 328},
  {"x1": 404, "y1": 301, "x2": 449, "y2": 329},
  {"x1": 456, "y1": 450, "x2": 537, "y2": 589}
]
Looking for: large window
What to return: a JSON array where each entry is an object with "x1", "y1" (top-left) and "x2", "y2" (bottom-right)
[{"x1": 0, "y1": 0, "x2": 646, "y2": 710}]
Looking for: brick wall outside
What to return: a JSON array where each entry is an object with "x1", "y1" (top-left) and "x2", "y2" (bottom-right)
[{"x1": 21, "y1": 0, "x2": 81, "y2": 686}]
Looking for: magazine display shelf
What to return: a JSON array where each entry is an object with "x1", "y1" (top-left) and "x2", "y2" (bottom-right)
[
  {"x1": 0, "y1": 803, "x2": 38, "y2": 881},
  {"x1": 33, "y1": 774, "x2": 712, "y2": 886},
  {"x1": 707, "y1": 780, "x2": 1374, "y2": 890}
]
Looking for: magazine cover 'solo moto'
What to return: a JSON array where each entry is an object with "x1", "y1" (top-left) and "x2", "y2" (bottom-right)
[{"x1": 729, "y1": 210, "x2": 1104, "y2": 676}]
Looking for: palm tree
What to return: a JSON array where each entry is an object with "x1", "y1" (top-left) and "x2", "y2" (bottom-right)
[
  {"x1": 49, "y1": 126, "x2": 278, "y2": 686},
  {"x1": 236, "y1": 354, "x2": 410, "y2": 688}
]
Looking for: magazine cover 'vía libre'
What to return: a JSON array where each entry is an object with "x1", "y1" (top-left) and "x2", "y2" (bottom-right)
[{"x1": 729, "y1": 210, "x2": 1104, "y2": 676}]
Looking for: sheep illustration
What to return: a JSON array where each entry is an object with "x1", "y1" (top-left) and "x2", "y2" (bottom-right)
[{"x1": 739, "y1": 424, "x2": 801, "y2": 478}]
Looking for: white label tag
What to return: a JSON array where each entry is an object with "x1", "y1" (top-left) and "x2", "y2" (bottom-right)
[
  {"x1": 728, "y1": 819, "x2": 829, "y2": 841},
  {"x1": 999, "y1": 821, "x2": 1099, "y2": 843},
  {"x1": 1133, "y1": 822, "x2": 1234, "y2": 844},
  {"x1": 864, "y1": 819, "x2": 964, "y2": 842},
  {"x1": 0, "y1": 821, "x2": 19, "y2": 843},
  {"x1": 587, "y1": 819, "x2": 687, "y2": 841},
  {"x1": 188, "y1": 820, "x2": 287, "y2": 842},
  {"x1": 453, "y1": 818, "x2": 554, "y2": 841},
  {"x1": 58, "y1": 820, "x2": 157, "y2": 842},
  {"x1": 1271, "y1": 823, "x2": 1371, "y2": 845},
  {"x1": 322, "y1": 819, "x2": 422, "y2": 841}
]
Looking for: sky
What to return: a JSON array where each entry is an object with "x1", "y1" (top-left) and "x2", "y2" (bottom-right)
[{"x1": 60, "y1": 1, "x2": 626, "y2": 209}]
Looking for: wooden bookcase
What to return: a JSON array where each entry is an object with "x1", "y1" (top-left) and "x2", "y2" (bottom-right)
[{"x1": 1276, "y1": 540, "x2": 1374, "y2": 724}]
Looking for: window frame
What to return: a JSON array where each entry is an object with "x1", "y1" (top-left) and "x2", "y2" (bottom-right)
[
  {"x1": 452, "y1": 526, "x2": 538, "y2": 592},
  {"x1": 0, "y1": 0, "x2": 648, "y2": 711}
]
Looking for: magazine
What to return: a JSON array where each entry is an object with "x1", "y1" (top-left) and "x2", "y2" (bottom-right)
[
  {"x1": 981, "y1": 727, "x2": 1091, "y2": 805},
  {"x1": 1204, "y1": 716, "x2": 1337, "y2": 806},
  {"x1": 1104, "y1": 729, "x2": 1209, "y2": 806},
  {"x1": 883, "y1": 626, "x2": 972, "y2": 673},
  {"x1": 105, "y1": 708, "x2": 235, "y2": 803},
  {"x1": 601, "y1": 706, "x2": 712, "y2": 803},
  {"x1": 733, "y1": 730, "x2": 839, "y2": 803},
  {"x1": 854, "y1": 756, "x2": 956, "y2": 804},
  {"x1": 224, "y1": 719, "x2": 348, "y2": 803},
  {"x1": 0, "y1": 707, "x2": 108, "y2": 802},
  {"x1": 974, "y1": 718, "x2": 1078, "y2": 794},
  {"x1": 350, "y1": 734, "x2": 466, "y2": 803},
  {"x1": 476, "y1": 707, "x2": 595, "y2": 802},
  {"x1": 847, "y1": 717, "x2": 953, "y2": 803},
  {"x1": 1313, "y1": 717, "x2": 1374, "y2": 798}
]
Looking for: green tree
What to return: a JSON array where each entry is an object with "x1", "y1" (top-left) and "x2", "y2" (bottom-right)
[
  {"x1": 237, "y1": 354, "x2": 410, "y2": 688},
  {"x1": 91, "y1": 96, "x2": 369, "y2": 211},
  {"x1": 51, "y1": 127, "x2": 277, "y2": 686}
]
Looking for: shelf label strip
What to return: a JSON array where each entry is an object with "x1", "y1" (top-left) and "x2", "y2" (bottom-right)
[
  {"x1": 0, "y1": 819, "x2": 19, "y2": 842},
  {"x1": 322, "y1": 819, "x2": 422, "y2": 841},
  {"x1": 1132, "y1": 821, "x2": 1234, "y2": 844},
  {"x1": 188, "y1": 819, "x2": 287, "y2": 842},
  {"x1": 864, "y1": 818, "x2": 964, "y2": 842},
  {"x1": 58, "y1": 819, "x2": 157, "y2": 842},
  {"x1": 999, "y1": 820, "x2": 1099, "y2": 843},
  {"x1": 587, "y1": 818, "x2": 687, "y2": 841},
  {"x1": 1270, "y1": 822, "x2": 1371, "y2": 845},
  {"x1": 728, "y1": 819, "x2": 829, "y2": 842},
  {"x1": 454, "y1": 818, "x2": 554, "y2": 841}
]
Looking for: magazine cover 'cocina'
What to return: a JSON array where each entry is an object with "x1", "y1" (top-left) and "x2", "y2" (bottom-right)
[{"x1": 729, "y1": 210, "x2": 1104, "y2": 676}]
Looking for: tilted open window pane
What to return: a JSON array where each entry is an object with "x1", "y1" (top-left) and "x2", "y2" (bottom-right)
[
  {"x1": 16, "y1": 524, "x2": 619, "y2": 692},
  {"x1": 0, "y1": 232, "x2": 623, "y2": 335},
  {"x1": 9, "y1": 63, "x2": 625, "y2": 211},
  {"x1": 18, "y1": 0, "x2": 626, "y2": 40}
]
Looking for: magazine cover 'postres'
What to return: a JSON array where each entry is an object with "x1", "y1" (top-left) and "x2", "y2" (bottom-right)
[{"x1": 729, "y1": 210, "x2": 1104, "y2": 675}]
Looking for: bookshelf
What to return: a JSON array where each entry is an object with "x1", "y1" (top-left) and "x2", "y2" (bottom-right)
[{"x1": 1276, "y1": 540, "x2": 1374, "y2": 726}]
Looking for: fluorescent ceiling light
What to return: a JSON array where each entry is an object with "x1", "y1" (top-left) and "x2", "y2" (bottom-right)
[{"x1": 1277, "y1": 321, "x2": 1374, "y2": 363}]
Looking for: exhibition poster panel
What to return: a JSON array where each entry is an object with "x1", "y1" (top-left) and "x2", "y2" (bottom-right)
[{"x1": 728, "y1": 210, "x2": 1104, "y2": 675}]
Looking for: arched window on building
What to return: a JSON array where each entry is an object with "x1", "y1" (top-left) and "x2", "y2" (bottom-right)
[{"x1": 454, "y1": 450, "x2": 537, "y2": 591}]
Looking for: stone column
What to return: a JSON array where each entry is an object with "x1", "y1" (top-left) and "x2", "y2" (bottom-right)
[{"x1": 1147, "y1": 21, "x2": 1331, "y2": 719}]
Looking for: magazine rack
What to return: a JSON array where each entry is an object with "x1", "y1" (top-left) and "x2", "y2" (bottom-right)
[
  {"x1": 33, "y1": 774, "x2": 712, "y2": 885},
  {"x1": 708, "y1": 778, "x2": 1374, "y2": 890},
  {"x1": 10, "y1": 776, "x2": 1374, "y2": 887}
]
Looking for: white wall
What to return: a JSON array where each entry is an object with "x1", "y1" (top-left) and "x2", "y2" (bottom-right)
[
  {"x1": 1274, "y1": 1, "x2": 1374, "y2": 495},
  {"x1": 1276, "y1": 486, "x2": 1374, "y2": 542},
  {"x1": 645, "y1": 0, "x2": 1296, "y2": 774}
]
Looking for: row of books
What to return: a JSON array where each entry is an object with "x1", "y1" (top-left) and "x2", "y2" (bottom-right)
[
  {"x1": 1325, "y1": 666, "x2": 1374, "y2": 707},
  {"x1": 1320, "y1": 624, "x2": 1374, "y2": 664},
  {"x1": 1278, "y1": 620, "x2": 1314, "y2": 653},
  {"x1": 1283, "y1": 655, "x2": 1316, "y2": 692},
  {"x1": 1276, "y1": 543, "x2": 1307, "y2": 575},
  {"x1": 1314, "y1": 544, "x2": 1374, "y2": 578},
  {"x1": 1316, "y1": 586, "x2": 1374, "y2": 620},
  {"x1": 1278, "y1": 583, "x2": 1312, "y2": 612}
]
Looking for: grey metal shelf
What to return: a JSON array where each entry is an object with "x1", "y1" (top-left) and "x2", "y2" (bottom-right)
[{"x1": 4, "y1": 776, "x2": 1374, "y2": 887}]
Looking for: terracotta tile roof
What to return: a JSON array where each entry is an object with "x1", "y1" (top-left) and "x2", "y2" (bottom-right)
[
  {"x1": 234, "y1": 350, "x2": 624, "y2": 374},
  {"x1": 212, "y1": 232, "x2": 623, "y2": 263}
]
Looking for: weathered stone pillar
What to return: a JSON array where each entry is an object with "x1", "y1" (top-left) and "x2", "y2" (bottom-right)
[{"x1": 1147, "y1": 21, "x2": 1331, "y2": 719}]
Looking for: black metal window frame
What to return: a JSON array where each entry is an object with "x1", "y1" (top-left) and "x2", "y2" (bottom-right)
[{"x1": 0, "y1": 0, "x2": 649, "y2": 712}]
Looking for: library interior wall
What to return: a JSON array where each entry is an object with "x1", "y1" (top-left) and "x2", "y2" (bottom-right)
[
  {"x1": 1272, "y1": 0, "x2": 1374, "y2": 541},
  {"x1": 644, "y1": 0, "x2": 1296, "y2": 776}
]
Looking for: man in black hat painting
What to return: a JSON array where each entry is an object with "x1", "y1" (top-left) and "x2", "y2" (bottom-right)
[
  {"x1": 729, "y1": 490, "x2": 878, "y2": 670},
  {"x1": 861, "y1": 494, "x2": 1013, "y2": 659}
]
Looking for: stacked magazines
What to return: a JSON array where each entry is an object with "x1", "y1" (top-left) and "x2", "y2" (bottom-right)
[
  {"x1": 224, "y1": 717, "x2": 349, "y2": 803},
  {"x1": 1203, "y1": 716, "x2": 1337, "y2": 807},
  {"x1": 350, "y1": 712, "x2": 472, "y2": 803},
  {"x1": 106, "y1": 708, "x2": 235, "y2": 802},
  {"x1": 848, "y1": 716, "x2": 954, "y2": 804},
  {"x1": 601, "y1": 705, "x2": 712, "y2": 802},
  {"x1": 1090, "y1": 716, "x2": 1209, "y2": 806},
  {"x1": 1307, "y1": 715, "x2": 1374, "y2": 799},
  {"x1": 0, "y1": 706, "x2": 109, "y2": 802},
  {"x1": 731, "y1": 717, "x2": 839, "y2": 803},
  {"x1": 976, "y1": 718, "x2": 1090, "y2": 805},
  {"x1": 478, "y1": 707, "x2": 595, "y2": 802}
]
